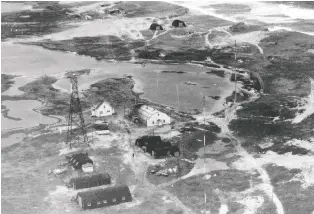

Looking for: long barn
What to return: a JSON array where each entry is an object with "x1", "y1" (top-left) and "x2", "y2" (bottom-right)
[
  {"x1": 68, "y1": 173, "x2": 111, "y2": 190},
  {"x1": 76, "y1": 185, "x2": 132, "y2": 210}
]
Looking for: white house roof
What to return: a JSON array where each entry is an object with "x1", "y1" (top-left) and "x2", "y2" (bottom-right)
[
  {"x1": 92, "y1": 101, "x2": 112, "y2": 110},
  {"x1": 138, "y1": 105, "x2": 166, "y2": 120}
]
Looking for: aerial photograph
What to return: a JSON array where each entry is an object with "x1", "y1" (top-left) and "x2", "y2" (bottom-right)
[{"x1": 1, "y1": 1, "x2": 314, "y2": 214}]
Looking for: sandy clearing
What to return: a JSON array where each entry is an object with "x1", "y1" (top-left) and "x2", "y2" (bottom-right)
[
  {"x1": 285, "y1": 138, "x2": 314, "y2": 153},
  {"x1": 237, "y1": 195, "x2": 264, "y2": 214},
  {"x1": 231, "y1": 138, "x2": 285, "y2": 214},
  {"x1": 219, "y1": 204, "x2": 228, "y2": 214},
  {"x1": 39, "y1": 18, "x2": 151, "y2": 41},
  {"x1": 182, "y1": 158, "x2": 229, "y2": 180}
]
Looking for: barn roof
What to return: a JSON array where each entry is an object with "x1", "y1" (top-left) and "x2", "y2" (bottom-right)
[
  {"x1": 77, "y1": 185, "x2": 131, "y2": 201},
  {"x1": 70, "y1": 173, "x2": 110, "y2": 184},
  {"x1": 138, "y1": 105, "x2": 167, "y2": 120}
]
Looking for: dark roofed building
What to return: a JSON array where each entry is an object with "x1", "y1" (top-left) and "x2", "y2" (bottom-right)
[
  {"x1": 172, "y1": 19, "x2": 186, "y2": 27},
  {"x1": 69, "y1": 173, "x2": 111, "y2": 190},
  {"x1": 149, "y1": 23, "x2": 163, "y2": 31},
  {"x1": 68, "y1": 153, "x2": 93, "y2": 170},
  {"x1": 76, "y1": 185, "x2": 132, "y2": 210}
]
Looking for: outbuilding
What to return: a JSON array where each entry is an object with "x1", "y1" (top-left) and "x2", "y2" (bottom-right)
[
  {"x1": 172, "y1": 19, "x2": 186, "y2": 27},
  {"x1": 149, "y1": 23, "x2": 163, "y2": 31},
  {"x1": 68, "y1": 153, "x2": 93, "y2": 170},
  {"x1": 138, "y1": 105, "x2": 171, "y2": 127},
  {"x1": 91, "y1": 101, "x2": 115, "y2": 117},
  {"x1": 76, "y1": 185, "x2": 132, "y2": 210},
  {"x1": 69, "y1": 173, "x2": 111, "y2": 190}
]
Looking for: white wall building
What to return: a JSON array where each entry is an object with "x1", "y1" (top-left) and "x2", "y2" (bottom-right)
[
  {"x1": 91, "y1": 101, "x2": 115, "y2": 117},
  {"x1": 138, "y1": 105, "x2": 171, "y2": 127}
]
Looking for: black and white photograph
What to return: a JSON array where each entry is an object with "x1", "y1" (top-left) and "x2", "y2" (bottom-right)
[{"x1": 1, "y1": 1, "x2": 314, "y2": 214}]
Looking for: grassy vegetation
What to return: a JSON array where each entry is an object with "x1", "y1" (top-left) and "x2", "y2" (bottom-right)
[
  {"x1": 169, "y1": 169, "x2": 261, "y2": 214},
  {"x1": 1, "y1": 74, "x2": 16, "y2": 92},
  {"x1": 265, "y1": 164, "x2": 314, "y2": 214},
  {"x1": 18, "y1": 76, "x2": 73, "y2": 116},
  {"x1": 27, "y1": 36, "x2": 145, "y2": 61},
  {"x1": 1, "y1": 2, "x2": 78, "y2": 40}
]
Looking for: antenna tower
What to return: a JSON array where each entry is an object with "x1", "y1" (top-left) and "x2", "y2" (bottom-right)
[{"x1": 66, "y1": 75, "x2": 89, "y2": 149}]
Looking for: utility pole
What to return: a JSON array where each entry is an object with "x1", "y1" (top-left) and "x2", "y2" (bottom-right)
[
  {"x1": 176, "y1": 84, "x2": 180, "y2": 111},
  {"x1": 234, "y1": 40, "x2": 237, "y2": 106},
  {"x1": 66, "y1": 75, "x2": 89, "y2": 149},
  {"x1": 203, "y1": 93, "x2": 207, "y2": 214},
  {"x1": 203, "y1": 94, "x2": 206, "y2": 162}
]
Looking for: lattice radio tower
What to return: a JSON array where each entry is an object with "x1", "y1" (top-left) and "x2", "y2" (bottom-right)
[{"x1": 66, "y1": 75, "x2": 89, "y2": 149}]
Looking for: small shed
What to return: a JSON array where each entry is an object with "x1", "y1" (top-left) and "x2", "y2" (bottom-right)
[
  {"x1": 91, "y1": 101, "x2": 115, "y2": 117},
  {"x1": 138, "y1": 105, "x2": 171, "y2": 127},
  {"x1": 76, "y1": 185, "x2": 132, "y2": 210},
  {"x1": 69, "y1": 173, "x2": 111, "y2": 190},
  {"x1": 68, "y1": 153, "x2": 93, "y2": 170},
  {"x1": 149, "y1": 23, "x2": 163, "y2": 31},
  {"x1": 172, "y1": 19, "x2": 186, "y2": 28}
]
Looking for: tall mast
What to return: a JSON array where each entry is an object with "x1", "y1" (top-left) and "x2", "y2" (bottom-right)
[
  {"x1": 203, "y1": 94, "x2": 207, "y2": 213},
  {"x1": 176, "y1": 84, "x2": 180, "y2": 111},
  {"x1": 234, "y1": 40, "x2": 237, "y2": 105}
]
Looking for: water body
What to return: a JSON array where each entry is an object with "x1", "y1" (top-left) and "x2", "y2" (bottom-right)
[
  {"x1": 1, "y1": 100, "x2": 58, "y2": 131},
  {"x1": 2, "y1": 43, "x2": 234, "y2": 112}
]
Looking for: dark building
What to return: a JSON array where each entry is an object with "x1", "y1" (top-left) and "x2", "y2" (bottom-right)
[
  {"x1": 67, "y1": 153, "x2": 93, "y2": 170},
  {"x1": 149, "y1": 23, "x2": 164, "y2": 31},
  {"x1": 76, "y1": 185, "x2": 132, "y2": 210},
  {"x1": 172, "y1": 19, "x2": 186, "y2": 27},
  {"x1": 135, "y1": 136, "x2": 180, "y2": 158},
  {"x1": 68, "y1": 173, "x2": 111, "y2": 190}
]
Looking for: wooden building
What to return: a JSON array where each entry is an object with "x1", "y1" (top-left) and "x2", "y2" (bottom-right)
[
  {"x1": 69, "y1": 173, "x2": 111, "y2": 190},
  {"x1": 76, "y1": 185, "x2": 132, "y2": 210}
]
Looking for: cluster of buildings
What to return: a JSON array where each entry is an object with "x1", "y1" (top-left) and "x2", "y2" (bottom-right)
[
  {"x1": 65, "y1": 152, "x2": 132, "y2": 210},
  {"x1": 91, "y1": 101, "x2": 171, "y2": 128}
]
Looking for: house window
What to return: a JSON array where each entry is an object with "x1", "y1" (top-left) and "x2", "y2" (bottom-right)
[
  {"x1": 100, "y1": 111, "x2": 103, "y2": 115},
  {"x1": 122, "y1": 196, "x2": 126, "y2": 201},
  {"x1": 112, "y1": 198, "x2": 116, "y2": 202},
  {"x1": 152, "y1": 121, "x2": 154, "y2": 124},
  {"x1": 97, "y1": 201, "x2": 101, "y2": 205},
  {"x1": 87, "y1": 202, "x2": 91, "y2": 207},
  {"x1": 107, "y1": 110, "x2": 110, "y2": 112},
  {"x1": 163, "y1": 120, "x2": 165, "y2": 122},
  {"x1": 103, "y1": 200, "x2": 107, "y2": 204}
]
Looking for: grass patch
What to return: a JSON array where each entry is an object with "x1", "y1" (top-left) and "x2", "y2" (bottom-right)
[{"x1": 265, "y1": 164, "x2": 314, "y2": 214}]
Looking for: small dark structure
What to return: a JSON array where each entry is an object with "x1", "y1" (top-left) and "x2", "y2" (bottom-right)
[
  {"x1": 135, "y1": 136, "x2": 180, "y2": 158},
  {"x1": 172, "y1": 19, "x2": 186, "y2": 28},
  {"x1": 68, "y1": 173, "x2": 111, "y2": 190},
  {"x1": 76, "y1": 185, "x2": 132, "y2": 210},
  {"x1": 149, "y1": 23, "x2": 163, "y2": 31},
  {"x1": 67, "y1": 153, "x2": 93, "y2": 170},
  {"x1": 108, "y1": 8, "x2": 122, "y2": 15}
]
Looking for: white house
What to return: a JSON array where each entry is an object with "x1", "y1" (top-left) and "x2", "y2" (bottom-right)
[
  {"x1": 138, "y1": 105, "x2": 171, "y2": 127},
  {"x1": 91, "y1": 101, "x2": 115, "y2": 117}
]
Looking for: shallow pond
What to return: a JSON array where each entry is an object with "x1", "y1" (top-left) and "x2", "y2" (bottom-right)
[
  {"x1": 2, "y1": 42, "x2": 233, "y2": 112},
  {"x1": 1, "y1": 100, "x2": 58, "y2": 131}
]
